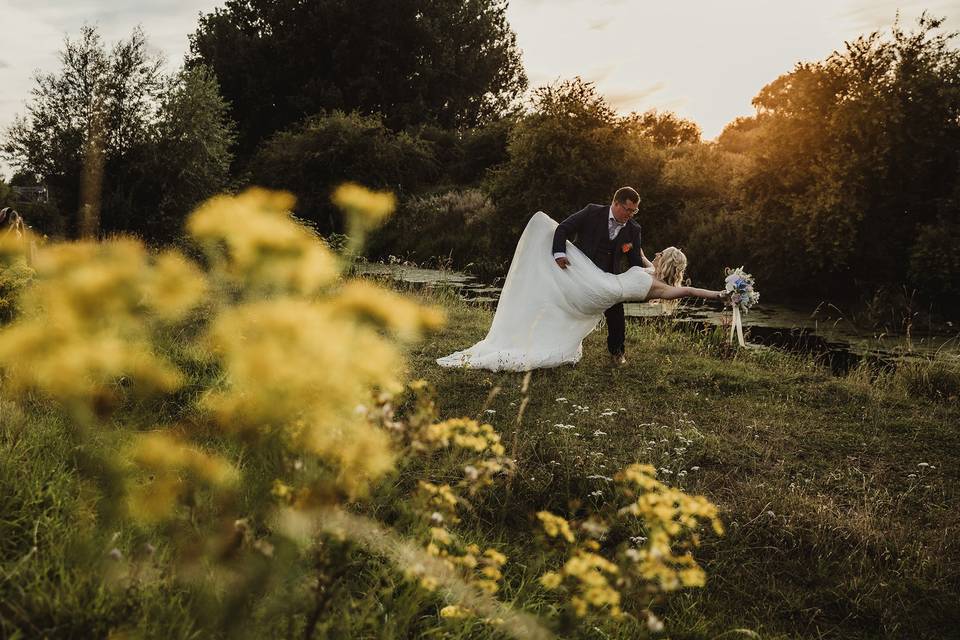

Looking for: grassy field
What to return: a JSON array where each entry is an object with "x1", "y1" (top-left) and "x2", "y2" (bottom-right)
[
  {"x1": 1, "y1": 290, "x2": 958, "y2": 639},
  {"x1": 398, "y1": 293, "x2": 960, "y2": 640}
]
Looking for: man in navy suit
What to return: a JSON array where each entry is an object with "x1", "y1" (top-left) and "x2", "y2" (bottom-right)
[{"x1": 551, "y1": 187, "x2": 643, "y2": 367}]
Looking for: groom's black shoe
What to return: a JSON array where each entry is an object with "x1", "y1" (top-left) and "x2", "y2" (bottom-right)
[{"x1": 610, "y1": 352, "x2": 626, "y2": 367}]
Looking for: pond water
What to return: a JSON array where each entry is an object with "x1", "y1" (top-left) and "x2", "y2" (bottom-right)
[{"x1": 356, "y1": 262, "x2": 960, "y2": 373}]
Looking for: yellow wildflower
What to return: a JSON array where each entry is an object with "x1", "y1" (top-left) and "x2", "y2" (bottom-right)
[
  {"x1": 430, "y1": 527, "x2": 452, "y2": 545},
  {"x1": 188, "y1": 188, "x2": 337, "y2": 296},
  {"x1": 540, "y1": 571, "x2": 563, "y2": 589},
  {"x1": 483, "y1": 548, "x2": 507, "y2": 567},
  {"x1": 141, "y1": 250, "x2": 207, "y2": 321},
  {"x1": 570, "y1": 596, "x2": 588, "y2": 617},
  {"x1": 331, "y1": 280, "x2": 445, "y2": 341},
  {"x1": 537, "y1": 511, "x2": 575, "y2": 543},
  {"x1": 126, "y1": 431, "x2": 238, "y2": 522},
  {"x1": 331, "y1": 182, "x2": 396, "y2": 228},
  {"x1": 272, "y1": 480, "x2": 294, "y2": 502},
  {"x1": 440, "y1": 605, "x2": 470, "y2": 619}
]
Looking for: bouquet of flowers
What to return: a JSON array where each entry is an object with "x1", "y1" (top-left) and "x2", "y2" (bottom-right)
[
  {"x1": 724, "y1": 267, "x2": 760, "y2": 314},
  {"x1": 723, "y1": 267, "x2": 760, "y2": 346}
]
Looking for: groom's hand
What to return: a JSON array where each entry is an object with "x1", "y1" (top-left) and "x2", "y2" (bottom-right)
[{"x1": 555, "y1": 256, "x2": 570, "y2": 269}]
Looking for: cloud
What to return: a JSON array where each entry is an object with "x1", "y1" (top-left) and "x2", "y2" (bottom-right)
[
  {"x1": 0, "y1": 60, "x2": 10, "y2": 69},
  {"x1": 839, "y1": 1, "x2": 907, "y2": 31},
  {"x1": 838, "y1": 0, "x2": 957, "y2": 33},
  {"x1": 582, "y1": 64, "x2": 618, "y2": 83},
  {"x1": 604, "y1": 82, "x2": 667, "y2": 111},
  {"x1": 587, "y1": 18, "x2": 612, "y2": 31}
]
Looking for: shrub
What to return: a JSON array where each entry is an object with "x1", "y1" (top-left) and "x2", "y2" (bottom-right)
[
  {"x1": 370, "y1": 189, "x2": 498, "y2": 269},
  {"x1": 248, "y1": 111, "x2": 437, "y2": 234}
]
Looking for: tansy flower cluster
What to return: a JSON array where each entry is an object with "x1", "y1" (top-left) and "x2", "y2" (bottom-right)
[
  {"x1": 425, "y1": 527, "x2": 508, "y2": 596},
  {"x1": 535, "y1": 464, "x2": 723, "y2": 627},
  {"x1": 365, "y1": 380, "x2": 514, "y2": 621},
  {"x1": 0, "y1": 239, "x2": 192, "y2": 414},
  {"x1": 615, "y1": 463, "x2": 723, "y2": 591},
  {"x1": 125, "y1": 431, "x2": 239, "y2": 522},
  {"x1": 539, "y1": 545, "x2": 623, "y2": 619},
  {"x1": 0, "y1": 185, "x2": 446, "y2": 521},
  {"x1": 537, "y1": 511, "x2": 575, "y2": 543},
  {"x1": 331, "y1": 182, "x2": 396, "y2": 230}
]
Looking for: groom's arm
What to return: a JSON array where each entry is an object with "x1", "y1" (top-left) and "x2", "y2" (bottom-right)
[
  {"x1": 626, "y1": 223, "x2": 643, "y2": 268},
  {"x1": 552, "y1": 205, "x2": 594, "y2": 266}
]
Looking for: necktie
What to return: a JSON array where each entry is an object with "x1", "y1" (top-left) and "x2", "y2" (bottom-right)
[{"x1": 609, "y1": 218, "x2": 623, "y2": 240}]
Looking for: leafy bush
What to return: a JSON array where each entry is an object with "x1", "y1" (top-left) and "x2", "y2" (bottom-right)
[
  {"x1": 370, "y1": 189, "x2": 499, "y2": 269},
  {"x1": 248, "y1": 111, "x2": 437, "y2": 235},
  {"x1": 909, "y1": 220, "x2": 960, "y2": 314}
]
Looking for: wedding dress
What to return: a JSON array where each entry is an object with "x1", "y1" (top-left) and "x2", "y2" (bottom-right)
[{"x1": 436, "y1": 211, "x2": 653, "y2": 372}]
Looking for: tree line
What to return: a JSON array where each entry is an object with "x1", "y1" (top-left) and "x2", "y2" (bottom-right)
[{"x1": 2, "y1": 4, "x2": 958, "y2": 315}]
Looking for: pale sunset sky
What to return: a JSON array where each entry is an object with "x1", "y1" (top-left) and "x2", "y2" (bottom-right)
[{"x1": 1, "y1": 0, "x2": 959, "y2": 176}]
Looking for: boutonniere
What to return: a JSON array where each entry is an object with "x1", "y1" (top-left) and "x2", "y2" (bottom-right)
[{"x1": 621, "y1": 242, "x2": 633, "y2": 254}]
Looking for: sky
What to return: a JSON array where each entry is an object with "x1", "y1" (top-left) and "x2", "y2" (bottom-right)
[{"x1": 2, "y1": 0, "x2": 960, "y2": 177}]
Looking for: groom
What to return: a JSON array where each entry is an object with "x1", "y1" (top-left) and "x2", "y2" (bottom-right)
[{"x1": 552, "y1": 187, "x2": 643, "y2": 367}]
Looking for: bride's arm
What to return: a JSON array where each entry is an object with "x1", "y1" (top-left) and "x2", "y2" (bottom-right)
[
  {"x1": 646, "y1": 279, "x2": 725, "y2": 301},
  {"x1": 639, "y1": 248, "x2": 654, "y2": 269}
]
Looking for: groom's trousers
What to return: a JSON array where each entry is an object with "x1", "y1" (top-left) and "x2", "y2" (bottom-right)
[{"x1": 604, "y1": 303, "x2": 626, "y2": 355}]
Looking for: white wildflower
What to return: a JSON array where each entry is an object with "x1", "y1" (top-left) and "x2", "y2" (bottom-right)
[{"x1": 646, "y1": 611, "x2": 665, "y2": 633}]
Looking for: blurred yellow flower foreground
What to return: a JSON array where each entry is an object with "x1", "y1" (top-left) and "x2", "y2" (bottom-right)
[
  {"x1": 0, "y1": 186, "x2": 444, "y2": 509},
  {"x1": 0, "y1": 186, "x2": 722, "y2": 638}
]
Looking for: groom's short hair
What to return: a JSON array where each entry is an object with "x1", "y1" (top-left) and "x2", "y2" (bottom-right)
[{"x1": 613, "y1": 187, "x2": 639, "y2": 205}]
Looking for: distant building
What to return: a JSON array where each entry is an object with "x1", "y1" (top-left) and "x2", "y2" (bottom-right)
[{"x1": 12, "y1": 185, "x2": 49, "y2": 203}]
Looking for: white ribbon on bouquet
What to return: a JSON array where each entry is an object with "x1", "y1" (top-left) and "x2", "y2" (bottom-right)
[{"x1": 729, "y1": 304, "x2": 745, "y2": 347}]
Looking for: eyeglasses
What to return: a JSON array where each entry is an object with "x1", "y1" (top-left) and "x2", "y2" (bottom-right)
[{"x1": 620, "y1": 203, "x2": 639, "y2": 215}]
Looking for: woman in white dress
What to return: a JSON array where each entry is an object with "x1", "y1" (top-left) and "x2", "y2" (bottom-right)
[{"x1": 436, "y1": 212, "x2": 725, "y2": 372}]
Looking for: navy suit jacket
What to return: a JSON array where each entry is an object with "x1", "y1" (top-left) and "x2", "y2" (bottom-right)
[{"x1": 551, "y1": 204, "x2": 642, "y2": 275}]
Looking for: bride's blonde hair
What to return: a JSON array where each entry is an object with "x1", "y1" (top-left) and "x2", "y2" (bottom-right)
[{"x1": 655, "y1": 246, "x2": 688, "y2": 287}]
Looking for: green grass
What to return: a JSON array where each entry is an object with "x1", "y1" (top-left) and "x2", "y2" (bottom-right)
[
  {"x1": 1, "y1": 292, "x2": 957, "y2": 639},
  {"x1": 399, "y1": 294, "x2": 960, "y2": 640}
]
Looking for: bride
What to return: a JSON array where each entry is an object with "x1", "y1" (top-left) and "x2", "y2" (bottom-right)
[{"x1": 436, "y1": 211, "x2": 725, "y2": 372}]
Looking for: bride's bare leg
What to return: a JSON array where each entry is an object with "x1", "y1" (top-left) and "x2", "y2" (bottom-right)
[{"x1": 646, "y1": 279, "x2": 723, "y2": 301}]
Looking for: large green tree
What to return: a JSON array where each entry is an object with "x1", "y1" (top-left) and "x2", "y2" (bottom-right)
[
  {"x1": 188, "y1": 0, "x2": 527, "y2": 160},
  {"x1": 117, "y1": 65, "x2": 236, "y2": 241},
  {"x1": 2, "y1": 26, "x2": 164, "y2": 237},
  {"x1": 248, "y1": 111, "x2": 435, "y2": 233},
  {"x1": 2, "y1": 27, "x2": 235, "y2": 240},
  {"x1": 715, "y1": 15, "x2": 960, "y2": 302}
]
